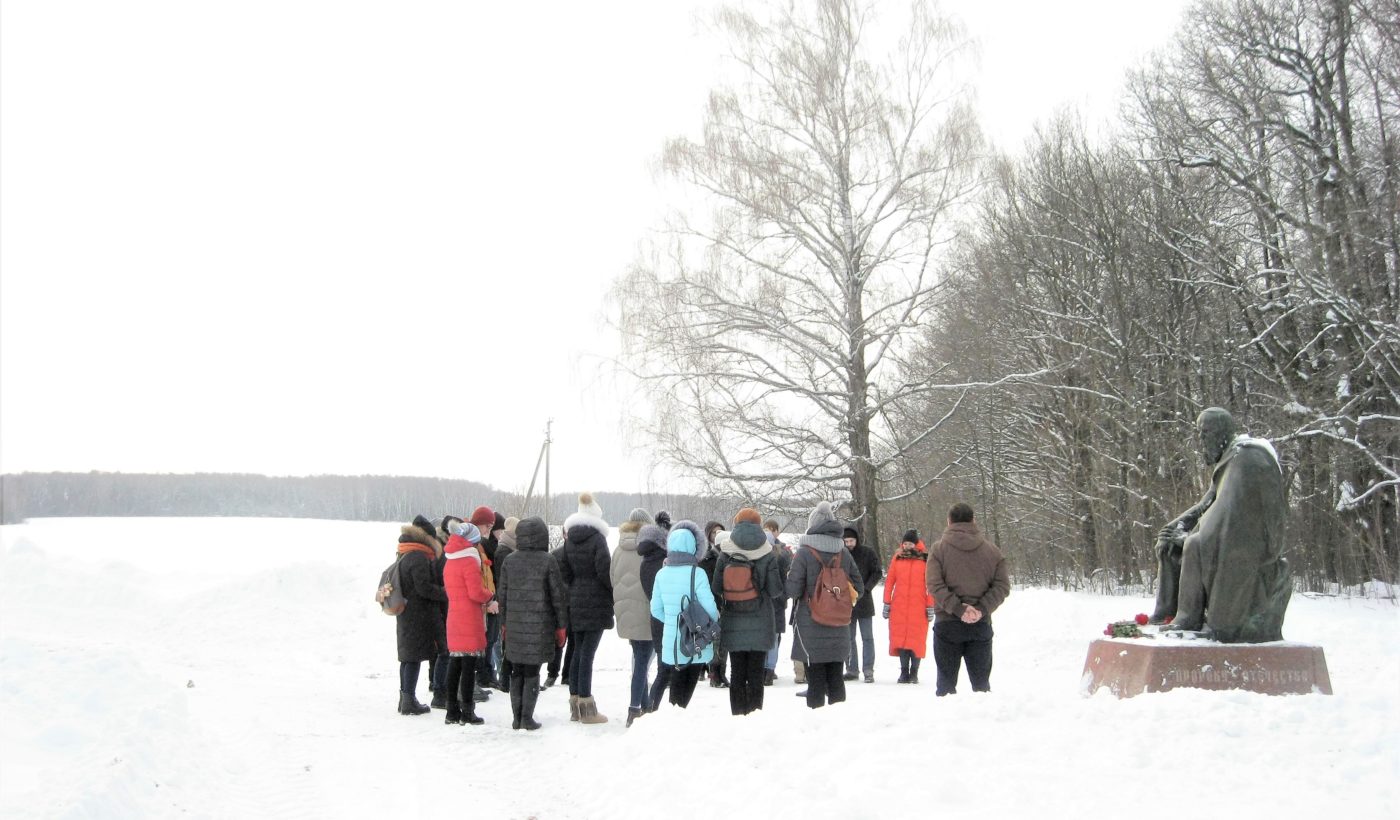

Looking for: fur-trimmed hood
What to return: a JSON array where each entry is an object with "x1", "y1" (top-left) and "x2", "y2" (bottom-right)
[
  {"x1": 666, "y1": 520, "x2": 706, "y2": 560},
  {"x1": 398, "y1": 524, "x2": 442, "y2": 557},
  {"x1": 563, "y1": 511, "x2": 609, "y2": 543},
  {"x1": 719, "y1": 521, "x2": 772, "y2": 559}
]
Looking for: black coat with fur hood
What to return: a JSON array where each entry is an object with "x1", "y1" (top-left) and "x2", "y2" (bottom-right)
[
  {"x1": 558, "y1": 512, "x2": 615, "y2": 631},
  {"x1": 395, "y1": 524, "x2": 447, "y2": 664}
]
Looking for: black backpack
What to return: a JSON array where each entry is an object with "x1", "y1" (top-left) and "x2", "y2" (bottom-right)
[
  {"x1": 677, "y1": 565, "x2": 721, "y2": 659},
  {"x1": 721, "y1": 554, "x2": 761, "y2": 613}
]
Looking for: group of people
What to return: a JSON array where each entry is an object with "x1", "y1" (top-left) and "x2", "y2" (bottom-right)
[{"x1": 388, "y1": 493, "x2": 1010, "y2": 731}]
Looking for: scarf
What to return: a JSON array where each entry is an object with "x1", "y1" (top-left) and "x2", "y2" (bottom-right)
[
  {"x1": 397, "y1": 542, "x2": 435, "y2": 560},
  {"x1": 664, "y1": 551, "x2": 699, "y2": 568}
]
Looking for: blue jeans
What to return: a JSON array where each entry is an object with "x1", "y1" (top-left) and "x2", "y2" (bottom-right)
[
  {"x1": 765, "y1": 634, "x2": 782, "y2": 671},
  {"x1": 847, "y1": 616, "x2": 875, "y2": 675},
  {"x1": 629, "y1": 640, "x2": 655, "y2": 710},
  {"x1": 568, "y1": 629, "x2": 604, "y2": 697}
]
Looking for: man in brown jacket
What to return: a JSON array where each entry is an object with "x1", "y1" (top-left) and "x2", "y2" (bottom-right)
[{"x1": 925, "y1": 503, "x2": 1010, "y2": 695}]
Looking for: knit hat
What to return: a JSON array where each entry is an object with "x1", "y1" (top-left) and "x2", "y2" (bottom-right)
[
  {"x1": 805, "y1": 501, "x2": 843, "y2": 539},
  {"x1": 901, "y1": 529, "x2": 920, "y2": 545},
  {"x1": 449, "y1": 520, "x2": 482, "y2": 544},
  {"x1": 577, "y1": 492, "x2": 604, "y2": 520},
  {"x1": 504, "y1": 516, "x2": 520, "y2": 535},
  {"x1": 627, "y1": 507, "x2": 654, "y2": 526},
  {"x1": 655, "y1": 510, "x2": 672, "y2": 530},
  {"x1": 842, "y1": 527, "x2": 859, "y2": 541},
  {"x1": 493, "y1": 511, "x2": 507, "y2": 534},
  {"x1": 733, "y1": 508, "x2": 762, "y2": 526},
  {"x1": 470, "y1": 506, "x2": 495, "y2": 530}
]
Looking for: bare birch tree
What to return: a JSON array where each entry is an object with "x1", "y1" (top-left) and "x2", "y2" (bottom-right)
[{"x1": 609, "y1": 0, "x2": 980, "y2": 547}]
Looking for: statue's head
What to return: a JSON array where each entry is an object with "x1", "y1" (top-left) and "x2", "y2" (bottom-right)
[{"x1": 1196, "y1": 407, "x2": 1237, "y2": 465}]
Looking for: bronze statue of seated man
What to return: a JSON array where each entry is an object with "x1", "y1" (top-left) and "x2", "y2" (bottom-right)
[{"x1": 1150, "y1": 407, "x2": 1291, "y2": 643}]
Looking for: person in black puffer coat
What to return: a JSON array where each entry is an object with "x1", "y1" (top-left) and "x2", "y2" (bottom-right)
[
  {"x1": 393, "y1": 518, "x2": 447, "y2": 715},
  {"x1": 636, "y1": 521, "x2": 669, "y2": 710},
  {"x1": 701, "y1": 521, "x2": 730, "y2": 688},
  {"x1": 557, "y1": 492, "x2": 613, "y2": 724},
  {"x1": 497, "y1": 516, "x2": 568, "y2": 730},
  {"x1": 428, "y1": 514, "x2": 462, "y2": 708}
]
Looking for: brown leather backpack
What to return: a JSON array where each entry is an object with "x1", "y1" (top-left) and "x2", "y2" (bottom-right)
[{"x1": 805, "y1": 547, "x2": 853, "y2": 626}]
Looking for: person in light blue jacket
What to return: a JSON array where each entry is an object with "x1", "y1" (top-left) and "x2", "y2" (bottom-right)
[{"x1": 647, "y1": 521, "x2": 718, "y2": 710}]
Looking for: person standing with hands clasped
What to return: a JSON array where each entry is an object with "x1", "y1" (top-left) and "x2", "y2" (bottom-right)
[{"x1": 925, "y1": 503, "x2": 1010, "y2": 695}]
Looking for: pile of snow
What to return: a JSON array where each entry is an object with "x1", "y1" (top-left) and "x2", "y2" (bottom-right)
[{"x1": 1, "y1": 517, "x2": 1396, "y2": 818}]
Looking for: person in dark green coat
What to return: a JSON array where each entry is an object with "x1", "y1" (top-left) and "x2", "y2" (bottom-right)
[{"x1": 712, "y1": 508, "x2": 784, "y2": 715}]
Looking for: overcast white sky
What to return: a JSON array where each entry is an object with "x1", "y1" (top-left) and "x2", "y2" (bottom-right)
[{"x1": 0, "y1": 0, "x2": 1188, "y2": 495}]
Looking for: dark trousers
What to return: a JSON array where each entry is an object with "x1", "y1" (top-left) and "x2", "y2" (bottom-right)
[
  {"x1": 728, "y1": 650, "x2": 767, "y2": 715},
  {"x1": 478, "y1": 613, "x2": 500, "y2": 683},
  {"x1": 429, "y1": 652, "x2": 448, "y2": 692},
  {"x1": 674, "y1": 664, "x2": 707, "y2": 708},
  {"x1": 647, "y1": 618, "x2": 668, "y2": 707},
  {"x1": 629, "y1": 640, "x2": 655, "y2": 710},
  {"x1": 548, "y1": 642, "x2": 564, "y2": 679},
  {"x1": 568, "y1": 629, "x2": 604, "y2": 697},
  {"x1": 398, "y1": 661, "x2": 422, "y2": 695},
  {"x1": 708, "y1": 647, "x2": 729, "y2": 683},
  {"x1": 898, "y1": 649, "x2": 922, "y2": 678},
  {"x1": 933, "y1": 620, "x2": 993, "y2": 695},
  {"x1": 805, "y1": 660, "x2": 846, "y2": 708},
  {"x1": 445, "y1": 656, "x2": 478, "y2": 705},
  {"x1": 512, "y1": 662, "x2": 542, "y2": 681},
  {"x1": 847, "y1": 616, "x2": 875, "y2": 675}
]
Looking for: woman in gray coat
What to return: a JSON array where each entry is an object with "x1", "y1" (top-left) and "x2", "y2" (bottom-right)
[
  {"x1": 712, "y1": 508, "x2": 784, "y2": 715},
  {"x1": 787, "y1": 501, "x2": 865, "y2": 709},
  {"x1": 497, "y1": 516, "x2": 569, "y2": 730},
  {"x1": 610, "y1": 507, "x2": 655, "y2": 726}
]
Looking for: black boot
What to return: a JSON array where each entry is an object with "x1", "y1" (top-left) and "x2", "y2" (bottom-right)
[
  {"x1": 626, "y1": 706, "x2": 643, "y2": 728},
  {"x1": 461, "y1": 699, "x2": 485, "y2": 726},
  {"x1": 430, "y1": 690, "x2": 447, "y2": 710},
  {"x1": 542, "y1": 673, "x2": 557, "y2": 690},
  {"x1": 510, "y1": 675, "x2": 524, "y2": 731},
  {"x1": 397, "y1": 692, "x2": 430, "y2": 716},
  {"x1": 520, "y1": 676, "x2": 542, "y2": 731},
  {"x1": 473, "y1": 686, "x2": 490, "y2": 702},
  {"x1": 444, "y1": 695, "x2": 464, "y2": 725}
]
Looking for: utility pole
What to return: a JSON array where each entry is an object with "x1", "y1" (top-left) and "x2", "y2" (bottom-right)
[{"x1": 521, "y1": 419, "x2": 553, "y2": 524}]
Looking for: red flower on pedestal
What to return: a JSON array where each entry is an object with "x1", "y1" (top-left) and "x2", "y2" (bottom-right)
[{"x1": 1135, "y1": 613, "x2": 1150, "y2": 625}]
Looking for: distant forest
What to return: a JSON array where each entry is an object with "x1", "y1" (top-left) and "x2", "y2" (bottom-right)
[{"x1": 0, "y1": 472, "x2": 751, "y2": 530}]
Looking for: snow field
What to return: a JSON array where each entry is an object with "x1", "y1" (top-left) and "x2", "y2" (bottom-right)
[{"x1": 1, "y1": 518, "x2": 1396, "y2": 819}]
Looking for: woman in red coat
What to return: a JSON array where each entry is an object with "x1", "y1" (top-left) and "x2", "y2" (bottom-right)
[
  {"x1": 443, "y1": 520, "x2": 494, "y2": 724},
  {"x1": 883, "y1": 529, "x2": 935, "y2": 684}
]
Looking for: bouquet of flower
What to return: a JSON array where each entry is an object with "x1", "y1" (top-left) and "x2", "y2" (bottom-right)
[{"x1": 1103, "y1": 613, "x2": 1151, "y2": 638}]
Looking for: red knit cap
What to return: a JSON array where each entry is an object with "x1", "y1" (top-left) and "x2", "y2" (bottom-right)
[
  {"x1": 470, "y1": 506, "x2": 495, "y2": 529},
  {"x1": 733, "y1": 508, "x2": 762, "y2": 526}
]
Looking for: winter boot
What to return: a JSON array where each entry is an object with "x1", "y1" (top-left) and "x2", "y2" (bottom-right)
[
  {"x1": 763, "y1": 669, "x2": 776, "y2": 687},
  {"x1": 542, "y1": 673, "x2": 557, "y2": 690},
  {"x1": 794, "y1": 662, "x2": 806, "y2": 684},
  {"x1": 520, "y1": 676, "x2": 542, "y2": 731},
  {"x1": 864, "y1": 671, "x2": 875, "y2": 683},
  {"x1": 569, "y1": 694, "x2": 581, "y2": 722},
  {"x1": 473, "y1": 685, "x2": 491, "y2": 702},
  {"x1": 626, "y1": 706, "x2": 643, "y2": 728},
  {"x1": 578, "y1": 696, "x2": 609, "y2": 724},
  {"x1": 460, "y1": 699, "x2": 485, "y2": 726},
  {"x1": 509, "y1": 675, "x2": 524, "y2": 731},
  {"x1": 430, "y1": 689, "x2": 447, "y2": 710},
  {"x1": 843, "y1": 670, "x2": 859, "y2": 682},
  {"x1": 444, "y1": 695, "x2": 464, "y2": 725},
  {"x1": 397, "y1": 692, "x2": 431, "y2": 716}
]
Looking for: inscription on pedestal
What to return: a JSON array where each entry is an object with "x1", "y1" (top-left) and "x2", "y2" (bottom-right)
[{"x1": 1080, "y1": 639, "x2": 1332, "y2": 698}]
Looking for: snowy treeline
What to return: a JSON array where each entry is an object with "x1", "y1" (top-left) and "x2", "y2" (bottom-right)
[
  {"x1": 0, "y1": 472, "x2": 741, "y2": 529},
  {"x1": 890, "y1": 0, "x2": 1398, "y2": 591}
]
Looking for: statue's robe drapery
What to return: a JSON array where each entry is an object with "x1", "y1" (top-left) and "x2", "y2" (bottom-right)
[{"x1": 1176, "y1": 437, "x2": 1291, "y2": 642}]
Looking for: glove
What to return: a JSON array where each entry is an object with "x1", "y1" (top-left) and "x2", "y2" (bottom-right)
[
  {"x1": 882, "y1": 604, "x2": 891, "y2": 619},
  {"x1": 555, "y1": 628, "x2": 567, "y2": 648},
  {"x1": 925, "y1": 606, "x2": 936, "y2": 620}
]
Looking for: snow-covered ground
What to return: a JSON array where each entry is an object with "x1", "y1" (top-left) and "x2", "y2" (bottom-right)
[{"x1": 1, "y1": 517, "x2": 1396, "y2": 819}]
